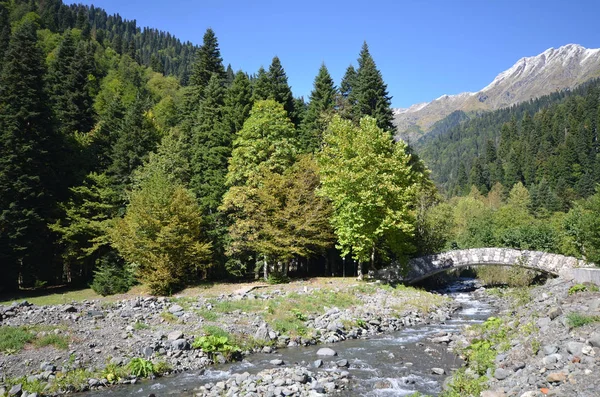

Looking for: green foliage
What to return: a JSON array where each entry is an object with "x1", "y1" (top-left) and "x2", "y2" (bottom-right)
[
  {"x1": 476, "y1": 266, "x2": 538, "y2": 288},
  {"x1": 352, "y1": 42, "x2": 394, "y2": 132},
  {"x1": 319, "y1": 116, "x2": 423, "y2": 272},
  {"x1": 192, "y1": 335, "x2": 240, "y2": 359},
  {"x1": 0, "y1": 327, "x2": 35, "y2": 353},
  {"x1": 300, "y1": 63, "x2": 337, "y2": 152},
  {"x1": 127, "y1": 357, "x2": 155, "y2": 378},
  {"x1": 0, "y1": 16, "x2": 62, "y2": 290},
  {"x1": 225, "y1": 99, "x2": 297, "y2": 187},
  {"x1": 153, "y1": 360, "x2": 172, "y2": 375},
  {"x1": 90, "y1": 253, "x2": 136, "y2": 296},
  {"x1": 34, "y1": 334, "x2": 69, "y2": 350},
  {"x1": 267, "y1": 272, "x2": 291, "y2": 285},
  {"x1": 440, "y1": 369, "x2": 489, "y2": 397},
  {"x1": 566, "y1": 312, "x2": 600, "y2": 328},
  {"x1": 133, "y1": 321, "x2": 150, "y2": 330},
  {"x1": 568, "y1": 283, "x2": 591, "y2": 295},
  {"x1": 291, "y1": 309, "x2": 308, "y2": 321},
  {"x1": 110, "y1": 168, "x2": 212, "y2": 295},
  {"x1": 418, "y1": 78, "x2": 600, "y2": 206},
  {"x1": 101, "y1": 363, "x2": 128, "y2": 383}
]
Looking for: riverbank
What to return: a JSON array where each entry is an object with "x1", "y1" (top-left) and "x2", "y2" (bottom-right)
[
  {"x1": 0, "y1": 278, "x2": 457, "y2": 396},
  {"x1": 445, "y1": 277, "x2": 600, "y2": 397}
]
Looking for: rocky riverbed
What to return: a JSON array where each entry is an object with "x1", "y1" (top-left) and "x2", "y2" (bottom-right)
[
  {"x1": 0, "y1": 279, "x2": 457, "y2": 396},
  {"x1": 448, "y1": 277, "x2": 600, "y2": 397}
]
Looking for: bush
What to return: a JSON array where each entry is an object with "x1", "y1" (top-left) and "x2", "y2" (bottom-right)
[
  {"x1": 192, "y1": 335, "x2": 240, "y2": 360},
  {"x1": 127, "y1": 357, "x2": 155, "y2": 378},
  {"x1": 90, "y1": 252, "x2": 136, "y2": 296},
  {"x1": 267, "y1": 271, "x2": 290, "y2": 285}
]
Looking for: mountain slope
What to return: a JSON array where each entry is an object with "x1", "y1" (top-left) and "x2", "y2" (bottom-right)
[{"x1": 395, "y1": 44, "x2": 600, "y2": 141}]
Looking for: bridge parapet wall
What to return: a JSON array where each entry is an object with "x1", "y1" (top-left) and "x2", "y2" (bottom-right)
[{"x1": 376, "y1": 248, "x2": 595, "y2": 284}]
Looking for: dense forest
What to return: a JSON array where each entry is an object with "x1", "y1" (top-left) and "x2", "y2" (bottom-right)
[
  {"x1": 0, "y1": 0, "x2": 430, "y2": 295},
  {"x1": 417, "y1": 78, "x2": 600, "y2": 206},
  {"x1": 2, "y1": 0, "x2": 600, "y2": 297}
]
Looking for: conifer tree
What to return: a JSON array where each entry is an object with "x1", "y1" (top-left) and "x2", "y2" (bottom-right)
[
  {"x1": 189, "y1": 73, "x2": 229, "y2": 213},
  {"x1": 252, "y1": 66, "x2": 271, "y2": 101},
  {"x1": 0, "y1": 3, "x2": 9, "y2": 68},
  {"x1": 267, "y1": 56, "x2": 295, "y2": 120},
  {"x1": 353, "y1": 42, "x2": 394, "y2": 132},
  {"x1": 338, "y1": 64, "x2": 357, "y2": 118},
  {"x1": 107, "y1": 96, "x2": 159, "y2": 195},
  {"x1": 50, "y1": 32, "x2": 95, "y2": 137},
  {"x1": 301, "y1": 64, "x2": 337, "y2": 152},
  {"x1": 0, "y1": 18, "x2": 61, "y2": 290},
  {"x1": 189, "y1": 28, "x2": 225, "y2": 98},
  {"x1": 225, "y1": 63, "x2": 235, "y2": 86},
  {"x1": 223, "y1": 70, "x2": 253, "y2": 134}
]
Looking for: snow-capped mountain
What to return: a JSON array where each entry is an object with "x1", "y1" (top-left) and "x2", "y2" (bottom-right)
[{"x1": 395, "y1": 44, "x2": 600, "y2": 142}]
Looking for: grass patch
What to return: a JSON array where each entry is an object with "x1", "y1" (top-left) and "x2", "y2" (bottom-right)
[
  {"x1": 0, "y1": 288, "x2": 101, "y2": 306},
  {"x1": 160, "y1": 311, "x2": 179, "y2": 323},
  {"x1": 34, "y1": 334, "x2": 69, "y2": 350},
  {"x1": 0, "y1": 326, "x2": 35, "y2": 353},
  {"x1": 195, "y1": 309, "x2": 219, "y2": 321},
  {"x1": 133, "y1": 321, "x2": 150, "y2": 330},
  {"x1": 202, "y1": 325, "x2": 231, "y2": 338},
  {"x1": 566, "y1": 312, "x2": 600, "y2": 328}
]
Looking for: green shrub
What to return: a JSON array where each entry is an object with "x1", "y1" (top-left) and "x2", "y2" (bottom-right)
[
  {"x1": 566, "y1": 312, "x2": 600, "y2": 328},
  {"x1": 202, "y1": 325, "x2": 230, "y2": 339},
  {"x1": 291, "y1": 309, "x2": 307, "y2": 321},
  {"x1": 192, "y1": 335, "x2": 240, "y2": 360},
  {"x1": 90, "y1": 253, "x2": 136, "y2": 296},
  {"x1": 127, "y1": 358, "x2": 155, "y2": 378},
  {"x1": 101, "y1": 363, "x2": 128, "y2": 383},
  {"x1": 153, "y1": 360, "x2": 172, "y2": 375},
  {"x1": 267, "y1": 271, "x2": 290, "y2": 285},
  {"x1": 568, "y1": 283, "x2": 599, "y2": 295}
]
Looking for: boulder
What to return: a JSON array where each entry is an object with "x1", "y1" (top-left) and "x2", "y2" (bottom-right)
[{"x1": 316, "y1": 347, "x2": 337, "y2": 356}]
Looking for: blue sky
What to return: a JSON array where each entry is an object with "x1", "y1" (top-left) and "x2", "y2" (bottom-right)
[{"x1": 64, "y1": 0, "x2": 600, "y2": 108}]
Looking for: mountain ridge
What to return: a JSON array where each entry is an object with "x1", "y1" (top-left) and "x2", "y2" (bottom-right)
[{"x1": 394, "y1": 44, "x2": 600, "y2": 142}]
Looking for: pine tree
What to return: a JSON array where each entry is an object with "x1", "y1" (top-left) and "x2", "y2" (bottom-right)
[
  {"x1": 107, "y1": 96, "x2": 159, "y2": 195},
  {"x1": 50, "y1": 32, "x2": 95, "y2": 137},
  {"x1": 353, "y1": 42, "x2": 394, "y2": 132},
  {"x1": 0, "y1": 3, "x2": 10, "y2": 68},
  {"x1": 189, "y1": 73, "x2": 229, "y2": 214},
  {"x1": 267, "y1": 56, "x2": 295, "y2": 121},
  {"x1": 338, "y1": 64, "x2": 357, "y2": 119},
  {"x1": 225, "y1": 63, "x2": 234, "y2": 86},
  {"x1": 252, "y1": 66, "x2": 271, "y2": 101},
  {"x1": 189, "y1": 28, "x2": 225, "y2": 98},
  {"x1": 0, "y1": 19, "x2": 61, "y2": 290},
  {"x1": 301, "y1": 64, "x2": 336, "y2": 152},
  {"x1": 223, "y1": 71, "x2": 253, "y2": 134}
]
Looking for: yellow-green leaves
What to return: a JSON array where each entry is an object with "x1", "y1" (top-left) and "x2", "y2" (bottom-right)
[
  {"x1": 318, "y1": 116, "x2": 419, "y2": 264},
  {"x1": 110, "y1": 169, "x2": 211, "y2": 295}
]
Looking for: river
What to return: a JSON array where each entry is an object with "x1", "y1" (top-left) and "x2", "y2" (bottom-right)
[{"x1": 84, "y1": 279, "x2": 494, "y2": 396}]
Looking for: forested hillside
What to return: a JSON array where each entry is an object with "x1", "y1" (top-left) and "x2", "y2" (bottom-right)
[
  {"x1": 0, "y1": 0, "x2": 431, "y2": 294},
  {"x1": 6, "y1": 0, "x2": 198, "y2": 79},
  {"x1": 417, "y1": 78, "x2": 600, "y2": 207}
]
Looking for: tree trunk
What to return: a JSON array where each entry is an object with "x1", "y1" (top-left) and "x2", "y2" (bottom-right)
[
  {"x1": 357, "y1": 260, "x2": 363, "y2": 280},
  {"x1": 283, "y1": 261, "x2": 289, "y2": 277},
  {"x1": 370, "y1": 245, "x2": 376, "y2": 272},
  {"x1": 263, "y1": 256, "x2": 268, "y2": 281}
]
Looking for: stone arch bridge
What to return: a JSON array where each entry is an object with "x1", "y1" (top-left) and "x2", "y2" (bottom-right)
[{"x1": 376, "y1": 248, "x2": 595, "y2": 284}]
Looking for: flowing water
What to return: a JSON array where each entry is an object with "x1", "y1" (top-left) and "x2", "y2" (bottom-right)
[{"x1": 85, "y1": 279, "x2": 493, "y2": 396}]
